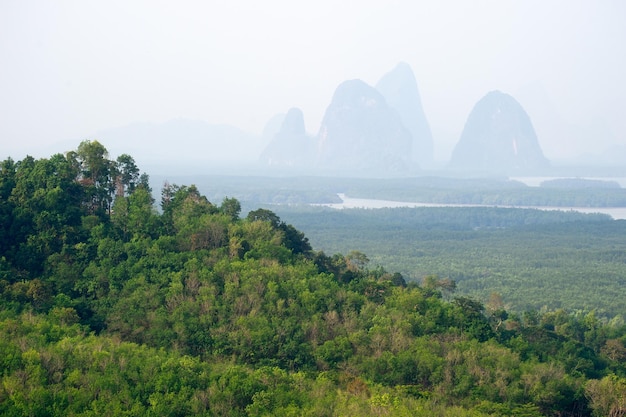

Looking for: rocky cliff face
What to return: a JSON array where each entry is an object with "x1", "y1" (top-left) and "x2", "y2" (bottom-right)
[
  {"x1": 316, "y1": 79, "x2": 414, "y2": 174},
  {"x1": 259, "y1": 108, "x2": 314, "y2": 167},
  {"x1": 375, "y1": 62, "x2": 433, "y2": 167},
  {"x1": 450, "y1": 90, "x2": 549, "y2": 172}
]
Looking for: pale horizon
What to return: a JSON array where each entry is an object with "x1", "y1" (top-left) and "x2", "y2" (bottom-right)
[{"x1": 1, "y1": 1, "x2": 624, "y2": 164}]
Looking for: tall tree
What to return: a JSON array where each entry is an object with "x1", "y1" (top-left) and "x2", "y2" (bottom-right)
[
  {"x1": 76, "y1": 140, "x2": 115, "y2": 214},
  {"x1": 220, "y1": 197, "x2": 241, "y2": 221},
  {"x1": 115, "y1": 154, "x2": 140, "y2": 196}
]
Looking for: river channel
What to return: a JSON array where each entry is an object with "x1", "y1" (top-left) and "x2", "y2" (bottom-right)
[{"x1": 321, "y1": 194, "x2": 626, "y2": 220}]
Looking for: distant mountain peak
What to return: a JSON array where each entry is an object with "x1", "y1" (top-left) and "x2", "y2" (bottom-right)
[
  {"x1": 280, "y1": 107, "x2": 306, "y2": 136},
  {"x1": 315, "y1": 79, "x2": 414, "y2": 174},
  {"x1": 259, "y1": 107, "x2": 314, "y2": 168},
  {"x1": 450, "y1": 90, "x2": 549, "y2": 173},
  {"x1": 376, "y1": 62, "x2": 433, "y2": 166}
]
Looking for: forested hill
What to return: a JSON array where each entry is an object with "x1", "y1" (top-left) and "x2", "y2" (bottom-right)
[
  {"x1": 1, "y1": 141, "x2": 626, "y2": 416},
  {"x1": 274, "y1": 205, "x2": 626, "y2": 319}
]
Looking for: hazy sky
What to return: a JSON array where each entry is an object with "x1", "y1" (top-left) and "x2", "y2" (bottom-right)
[{"x1": 1, "y1": 0, "x2": 624, "y2": 161}]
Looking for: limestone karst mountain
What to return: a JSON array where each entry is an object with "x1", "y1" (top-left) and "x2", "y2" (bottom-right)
[
  {"x1": 450, "y1": 90, "x2": 549, "y2": 172},
  {"x1": 316, "y1": 79, "x2": 414, "y2": 174},
  {"x1": 375, "y1": 62, "x2": 434, "y2": 167},
  {"x1": 261, "y1": 112, "x2": 287, "y2": 144},
  {"x1": 259, "y1": 107, "x2": 315, "y2": 167}
]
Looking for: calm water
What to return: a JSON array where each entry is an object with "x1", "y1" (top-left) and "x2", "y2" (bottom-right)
[{"x1": 323, "y1": 194, "x2": 626, "y2": 220}]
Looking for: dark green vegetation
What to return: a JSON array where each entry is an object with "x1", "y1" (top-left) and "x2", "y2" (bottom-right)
[
  {"x1": 176, "y1": 175, "x2": 626, "y2": 207},
  {"x1": 1, "y1": 142, "x2": 626, "y2": 416},
  {"x1": 275, "y1": 206, "x2": 626, "y2": 320},
  {"x1": 336, "y1": 176, "x2": 626, "y2": 207}
]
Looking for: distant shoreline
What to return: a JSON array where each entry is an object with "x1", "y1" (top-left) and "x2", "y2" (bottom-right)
[
  {"x1": 511, "y1": 176, "x2": 626, "y2": 187},
  {"x1": 320, "y1": 193, "x2": 626, "y2": 220}
]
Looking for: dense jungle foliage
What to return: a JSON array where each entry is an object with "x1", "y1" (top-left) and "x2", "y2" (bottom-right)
[
  {"x1": 275, "y1": 206, "x2": 626, "y2": 320},
  {"x1": 1, "y1": 141, "x2": 626, "y2": 416}
]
